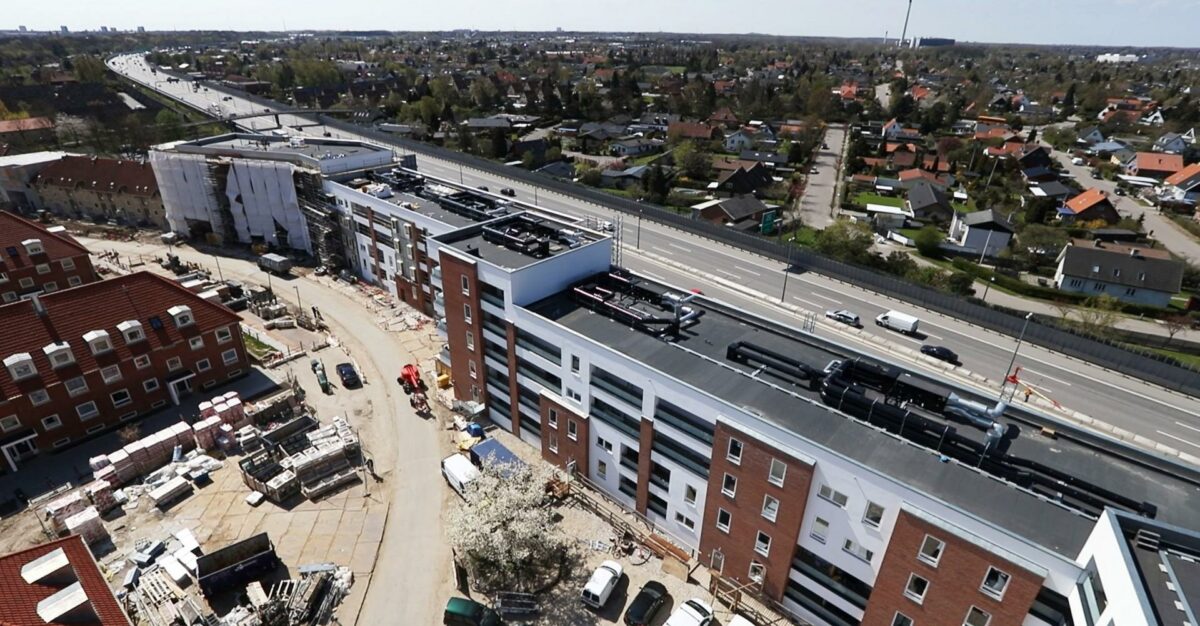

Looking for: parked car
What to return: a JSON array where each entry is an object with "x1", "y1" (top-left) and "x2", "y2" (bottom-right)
[
  {"x1": 477, "y1": 186, "x2": 490, "y2": 192},
  {"x1": 441, "y1": 454, "x2": 480, "y2": 498},
  {"x1": 443, "y1": 597, "x2": 503, "y2": 626},
  {"x1": 664, "y1": 598, "x2": 714, "y2": 626},
  {"x1": 1091, "y1": 170, "x2": 1102, "y2": 179},
  {"x1": 1114, "y1": 186, "x2": 1126, "y2": 196},
  {"x1": 581, "y1": 560, "x2": 623, "y2": 609},
  {"x1": 920, "y1": 345, "x2": 959, "y2": 365},
  {"x1": 1071, "y1": 157, "x2": 1085, "y2": 166},
  {"x1": 336, "y1": 363, "x2": 361, "y2": 388},
  {"x1": 623, "y1": 581, "x2": 669, "y2": 625},
  {"x1": 825, "y1": 309, "x2": 861, "y2": 327},
  {"x1": 500, "y1": 187, "x2": 516, "y2": 197},
  {"x1": 809, "y1": 166, "x2": 819, "y2": 174}
]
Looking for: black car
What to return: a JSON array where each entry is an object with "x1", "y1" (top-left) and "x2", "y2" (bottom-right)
[
  {"x1": 623, "y1": 581, "x2": 669, "y2": 626},
  {"x1": 336, "y1": 363, "x2": 362, "y2": 388},
  {"x1": 477, "y1": 186, "x2": 490, "y2": 192},
  {"x1": 500, "y1": 188, "x2": 516, "y2": 197},
  {"x1": 920, "y1": 345, "x2": 959, "y2": 365},
  {"x1": 1114, "y1": 186, "x2": 1126, "y2": 196}
]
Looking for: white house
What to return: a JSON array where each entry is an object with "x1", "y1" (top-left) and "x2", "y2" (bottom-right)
[
  {"x1": 948, "y1": 209, "x2": 1014, "y2": 259},
  {"x1": 1054, "y1": 239, "x2": 1184, "y2": 307},
  {"x1": 1159, "y1": 163, "x2": 1200, "y2": 206},
  {"x1": 723, "y1": 130, "x2": 757, "y2": 153}
]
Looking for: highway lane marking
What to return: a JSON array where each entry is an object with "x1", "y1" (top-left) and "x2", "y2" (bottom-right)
[
  {"x1": 638, "y1": 270, "x2": 667, "y2": 282},
  {"x1": 1156, "y1": 431, "x2": 1200, "y2": 450},
  {"x1": 1020, "y1": 368, "x2": 1073, "y2": 387},
  {"x1": 1174, "y1": 421, "x2": 1200, "y2": 435},
  {"x1": 714, "y1": 269, "x2": 743, "y2": 280},
  {"x1": 735, "y1": 265, "x2": 762, "y2": 277},
  {"x1": 668, "y1": 243, "x2": 693, "y2": 253},
  {"x1": 809, "y1": 293, "x2": 841, "y2": 305},
  {"x1": 921, "y1": 331, "x2": 943, "y2": 340}
]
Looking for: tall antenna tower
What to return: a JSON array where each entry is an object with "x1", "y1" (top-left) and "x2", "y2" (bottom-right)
[{"x1": 899, "y1": 0, "x2": 913, "y2": 47}]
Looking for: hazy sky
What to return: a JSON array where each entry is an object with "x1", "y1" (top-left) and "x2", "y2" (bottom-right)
[{"x1": 8, "y1": 0, "x2": 1199, "y2": 48}]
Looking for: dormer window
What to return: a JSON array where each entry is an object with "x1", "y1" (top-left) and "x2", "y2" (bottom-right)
[
  {"x1": 82, "y1": 330, "x2": 112, "y2": 355},
  {"x1": 22, "y1": 239, "x2": 44, "y2": 256},
  {"x1": 3, "y1": 353, "x2": 36, "y2": 381},
  {"x1": 42, "y1": 342, "x2": 75, "y2": 369},
  {"x1": 168, "y1": 305, "x2": 194, "y2": 328},
  {"x1": 117, "y1": 320, "x2": 145, "y2": 344}
]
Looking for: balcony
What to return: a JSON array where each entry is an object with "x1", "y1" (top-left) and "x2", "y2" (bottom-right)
[{"x1": 435, "y1": 318, "x2": 448, "y2": 340}]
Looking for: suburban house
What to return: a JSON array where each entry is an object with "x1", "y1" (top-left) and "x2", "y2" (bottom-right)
[
  {"x1": 707, "y1": 107, "x2": 739, "y2": 129},
  {"x1": 1060, "y1": 188, "x2": 1120, "y2": 224},
  {"x1": 905, "y1": 181, "x2": 954, "y2": 223},
  {"x1": 723, "y1": 129, "x2": 757, "y2": 152},
  {"x1": 1159, "y1": 163, "x2": 1200, "y2": 206},
  {"x1": 600, "y1": 165, "x2": 648, "y2": 189},
  {"x1": 1124, "y1": 152, "x2": 1184, "y2": 179},
  {"x1": 1028, "y1": 180, "x2": 1073, "y2": 201},
  {"x1": 739, "y1": 150, "x2": 788, "y2": 169},
  {"x1": 33, "y1": 155, "x2": 166, "y2": 229},
  {"x1": 948, "y1": 209, "x2": 1014, "y2": 259},
  {"x1": 668, "y1": 121, "x2": 721, "y2": 142},
  {"x1": 1054, "y1": 239, "x2": 1183, "y2": 307},
  {"x1": 898, "y1": 168, "x2": 952, "y2": 189},
  {"x1": 609, "y1": 137, "x2": 661, "y2": 157},
  {"x1": 1015, "y1": 144, "x2": 1053, "y2": 170},
  {"x1": 534, "y1": 160, "x2": 575, "y2": 179},
  {"x1": 1076, "y1": 126, "x2": 1105, "y2": 146},
  {"x1": 882, "y1": 119, "x2": 922, "y2": 141},
  {"x1": 690, "y1": 195, "x2": 772, "y2": 229},
  {"x1": 713, "y1": 163, "x2": 775, "y2": 196},
  {"x1": 1153, "y1": 132, "x2": 1188, "y2": 154}
]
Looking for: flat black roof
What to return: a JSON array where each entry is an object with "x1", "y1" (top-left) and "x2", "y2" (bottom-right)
[
  {"x1": 436, "y1": 213, "x2": 603, "y2": 270},
  {"x1": 530, "y1": 276, "x2": 1200, "y2": 556}
]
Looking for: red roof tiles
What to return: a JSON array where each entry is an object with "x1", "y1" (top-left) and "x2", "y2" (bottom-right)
[
  {"x1": 35, "y1": 156, "x2": 159, "y2": 199},
  {"x1": 1064, "y1": 188, "x2": 1111, "y2": 215},
  {"x1": 0, "y1": 535, "x2": 131, "y2": 626},
  {"x1": 0, "y1": 117, "x2": 54, "y2": 135},
  {"x1": 1165, "y1": 162, "x2": 1200, "y2": 187},
  {"x1": 0, "y1": 211, "x2": 90, "y2": 268},
  {"x1": 1133, "y1": 152, "x2": 1183, "y2": 175}
]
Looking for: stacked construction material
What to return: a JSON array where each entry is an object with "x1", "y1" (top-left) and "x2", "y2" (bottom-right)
[
  {"x1": 238, "y1": 452, "x2": 299, "y2": 502},
  {"x1": 284, "y1": 440, "x2": 358, "y2": 500},
  {"x1": 306, "y1": 418, "x2": 361, "y2": 460},
  {"x1": 83, "y1": 479, "x2": 117, "y2": 513},
  {"x1": 192, "y1": 416, "x2": 224, "y2": 450},
  {"x1": 64, "y1": 506, "x2": 107, "y2": 544},
  {"x1": 89, "y1": 454, "x2": 111, "y2": 472},
  {"x1": 148, "y1": 476, "x2": 193, "y2": 509},
  {"x1": 43, "y1": 492, "x2": 87, "y2": 536}
]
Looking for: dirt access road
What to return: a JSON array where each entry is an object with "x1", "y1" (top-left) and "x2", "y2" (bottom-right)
[{"x1": 80, "y1": 237, "x2": 453, "y2": 625}]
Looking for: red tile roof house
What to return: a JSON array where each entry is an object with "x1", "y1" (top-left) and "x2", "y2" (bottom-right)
[
  {"x1": 1159, "y1": 162, "x2": 1200, "y2": 207},
  {"x1": 1124, "y1": 152, "x2": 1184, "y2": 180},
  {"x1": 1059, "y1": 188, "x2": 1121, "y2": 224},
  {"x1": 667, "y1": 121, "x2": 721, "y2": 142},
  {"x1": 0, "y1": 211, "x2": 99, "y2": 304},
  {"x1": 0, "y1": 534, "x2": 132, "y2": 625},
  {"x1": 0, "y1": 272, "x2": 247, "y2": 473}
]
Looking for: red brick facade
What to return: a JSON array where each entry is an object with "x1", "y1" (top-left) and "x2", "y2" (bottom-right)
[
  {"x1": 635, "y1": 417, "x2": 654, "y2": 516},
  {"x1": 0, "y1": 211, "x2": 98, "y2": 303},
  {"x1": 699, "y1": 422, "x2": 814, "y2": 601},
  {"x1": 538, "y1": 394, "x2": 588, "y2": 473},
  {"x1": 393, "y1": 222, "x2": 435, "y2": 315},
  {"x1": 860, "y1": 510, "x2": 1043, "y2": 626},
  {"x1": 438, "y1": 253, "x2": 484, "y2": 403}
]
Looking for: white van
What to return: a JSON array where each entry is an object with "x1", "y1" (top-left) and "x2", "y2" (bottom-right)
[
  {"x1": 581, "y1": 560, "x2": 623, "y2": 609},
  {"x1": 875, "y1": 310, "x2": 920, "y2": 335},
  {"x1": 1071, "y1": 157, "x2": 1085, "y2": 166},
  {"x1": 441, "y1": 454, "x2": 480, "y2": 498}
]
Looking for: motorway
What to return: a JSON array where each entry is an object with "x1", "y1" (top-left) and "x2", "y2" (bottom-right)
[{"x1": 107, "y1": 55, "x2": 1200, "y2": 462}]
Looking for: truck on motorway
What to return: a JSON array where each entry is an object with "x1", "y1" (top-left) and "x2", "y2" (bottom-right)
[
  {"x1": 875, "y1": 310, "x2": 920, "y2": 335},
  {"x1": 257, "y1": 253, "x2": 292, "y2": 275}
]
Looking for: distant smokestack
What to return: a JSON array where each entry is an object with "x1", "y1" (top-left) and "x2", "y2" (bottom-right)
[{"x1": 900, "y1": 0, "x2": 914, "y2": 47}]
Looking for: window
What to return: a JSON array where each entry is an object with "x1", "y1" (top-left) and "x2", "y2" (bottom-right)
[
  {"x1": 567, "y1": 389, "x2": 582, "y2": 403},
  {"x1": 465, "y1": 331, "x2": 475, "y2": 352},
  {"x1": 460, "y1": 274, "x2": 470, "y2": 295},
  {"x1": 727, "y1": 438, "x2": 743, "y2": 464},
  {"x1": 0, "y1": 415, "x2": 19, "y2": 432},
  {"x1": 918, "y1": 535, "x2": 945, "y2": 566},
  {"x1": 133, "y1": 354, "x2": 151, "y2": 369},
  {"x1": 215, "y1": 326, "x2": 233, "y2": 343},
  {"x1": 755, "y1": 531, "x2": 772, "y2": 557},
  {"x1": 571, "y1": 355, "x2": 580, "y2": 373},
  {"x1": 716, "y1": 508, "x2": 731, "y2": 532},
  {"x1": 53, "y1": 438, "x2": 71, "y2": 448},
  {"x1": 169, "y1": 305, "x2": 194, "y2": 327},
  {"x1": 768, "y1": 458, "x2": 786, "y2": 486},
  {"x1": 1125, "y1": 287, "x2": 1136, "y2": 296},
  {"x1": 548, "y1": 431, "x2": 558, "y2": 453},
  {"x1": 722, "y1": 473, "x2": 738, "y2": 497},
  {"x1": 221, "y1": 349, "x2": 238, "y2": 365},
  {"x1": 36, "y1": 263, "x2": 50, "y2": 274},
  {"x1": 818, "y1": 484, "x2": 849, "y2": 508},
  {"x1": 748, "y1": 561, "x2": 766, "y2": 583},
  {"x1": 596, "y1": 460, "x2": 607, "y2": 480},
  {"x1": 1112, "y1": 268, "x2": 1121, "y2": 277},
  {"x1": 196, "y1": 358, "x2": 211, "y2": 372},
  {"x1": 981, "y1": 567, "x2": 1010, "y2": 600},
  {"x1": 904, "y1": 574, "x2": 929, "y2": 603},
  {"x1": 596, "y1": 436, "x2": 613, "y2": 453},
  {"x1": 19, "y1": 277, "x2": 34, "y2": 289},
  {"x1": 46, "y1": 345, "x2": 74, "y2": 368},
  {"x1": 189, "y1": 336, "x2": 204, "y2": 350},
  {"x1": 111, "y1": 389, "x2": 132, "y2": 408},
  {"x1": 67, "y1": 276, "x2": 82, "y2": 287},
  {"x1": 168, "y1": 356, "x2": 183, "y2": 371},
  {"x1": 843, "y1": 539, "x2": 874, "y2": 563},
  {"x1": 100, "y1": 365, "x2": 122, "y2": 384},
  {"x1": 61, "y1": 258, "x2": 75, "y2": 271},
  {"x1": 76, "y1": 401, "x2": 99, "y2": 421},
  {"x1": 964, "y1": 607, "x2": 991, "y2": 626},
  {"x1": 892, "y1": 612, "x2": 914, "y2": 626},
  {"x1": 762, "y1": 495, "x2": 780, "y2": 522},
  {"x1": 810, "y1": 517, "x2": 829, "y2": 543},
  {"x1": 674, "y1": 512, "x2": 696, "y2": 531},
  {"x1": 65, "y1": 376, "x2": 88, "y2": 396},
  {"x1": 2, "y1": 292, "x2": 15, "y2": 303},
  {"x1": 547, "y1": 408, "x2": 558, "y2": 428},
  {"x1": 567, "y1": 419, "x2": 577, "y2": 440},
  {"x1": 863, "y1": 502, "x2": 885, "y2": 528},
  {"x1": 41, "y1": 415, "x2": 62, "y2": 431},
  {"x1": 43, "y1": 282, "x2": 57, "y2": 293},
  {"x1": 468, "y1": 360, "x2": 477, "y2": 379},
  {"x1": 684, "y1": 485, "x2": 697, "y2": 506},
  {"x1": 463, "y1": 303, "x2": 473, "y2": 324},
  {"x1": 143, "y1": 378, "x2": 159, "y2": 392}
]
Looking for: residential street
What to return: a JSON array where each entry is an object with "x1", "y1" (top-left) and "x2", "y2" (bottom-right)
[{"x1": 796, "y1": 124, "x2": 845, "y2": 230}]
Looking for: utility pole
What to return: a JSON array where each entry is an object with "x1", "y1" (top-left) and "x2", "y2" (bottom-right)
[
  {"x1": 636, "y1": 211, "x2": 643, "y2": 249},
  {"x1": 779, "y1": 248, "x2": 793, "y2": 303}
]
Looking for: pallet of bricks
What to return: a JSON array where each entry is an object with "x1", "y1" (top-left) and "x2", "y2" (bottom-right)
[
  {"x1": 41, "y1": 491, "x2": 109, "y2": 546},
  {"x1": 281, "y1": 417, "x2": 362, "y2": 500}
]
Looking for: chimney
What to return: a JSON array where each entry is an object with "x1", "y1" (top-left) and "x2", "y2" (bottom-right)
[{"x1": 30, "y1": 293, "x2": 46, "y2": 317}]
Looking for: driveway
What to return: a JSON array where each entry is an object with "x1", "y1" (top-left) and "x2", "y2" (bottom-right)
[{"x1": 796, "y1": 124, "x2": 846, "y2": 230}]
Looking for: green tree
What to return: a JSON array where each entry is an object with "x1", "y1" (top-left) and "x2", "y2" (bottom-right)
[
  {"x1": 73, "y1": 55, "x2": 107, "y2": 83},
  {"x1": 913, "y1": 226, "x2": 945, "y2": 258},
  {"x1": 154, "y1": 109, "x2": 183, "y2": 142},
  {"x1": 814, "y1": 219, "x2": 878, "y2": 265},
  {"x1": 674, "y1": 142, "x2": 711, "y2": 179},
  {"x1": 1016, "y1": 224, "x2": 1068, "y2": 265},
  {"x1": 579, "y1": 166, "x2": 602, "y2": 186}
]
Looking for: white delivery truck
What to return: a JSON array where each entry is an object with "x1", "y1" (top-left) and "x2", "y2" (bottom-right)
[
  {"x1": 875, "y1": 310, "x2": 920, "y2": 335},
  {"x1": 441, "y1": 453, "x2": 480, "y2": 498}
]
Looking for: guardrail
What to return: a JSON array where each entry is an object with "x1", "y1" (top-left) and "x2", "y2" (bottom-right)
[{"x1": 111, "y1": 63, "x2": 1200, "y2": 398}]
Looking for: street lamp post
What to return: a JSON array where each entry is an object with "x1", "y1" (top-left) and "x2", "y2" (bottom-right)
[
  {"x1": 294, "y1": 286, "x2": 303, "y2": 318},
  {"x1": 981, "y1": 276, "x2": 995, "y2": 301},
  {"x1": 1000, "y1": 312, "x2": 1033, "y2": 402},
  {"x1": 212, "y1": 255, "x2": 224, "y2": 281},
  {"x1": 780, "y1": 248, "x2": 793, "y2": 303},
  {"x1": 636, "y1": 211, "x2": 643, "y2": 249}
]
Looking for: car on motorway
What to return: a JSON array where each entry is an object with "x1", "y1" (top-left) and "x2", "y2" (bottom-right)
[
  {"x1": 336, "y1": 363, "x2": 362, "y2": 388},
  {"x1": 597, "y1": 220, "x2": 615, "y2": 232},
  {"x1": 476, "y1": 186, "x2": 489, "y2": 192},
  {"x1": 920, "y1": 345, "x2": 959, "y2": 365},
  {"x1": 663, "y1": 598, "x2": 714, "y2": 626},
  {"x1": 500, "y1": 187, "x2": 516, "y2": 197},
  {"x1": 581, "y1": 560, "x2": 623, "y2": 609},
  {"x1": 825, "y1": 309, "x2": 861, "y2": 327},
  {"x1": 623, "y1": 580, "x2": 669, "y2": 625}
]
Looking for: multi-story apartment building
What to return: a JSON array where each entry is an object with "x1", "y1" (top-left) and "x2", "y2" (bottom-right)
[
  {"x1": 0, "y1": 271, "x2": 247, "y2": 473},
  {"x1": 33, "y1": 155, "x2": 167, "y2": 229},
  {"x1": 150, "y1": 133, "x2": 393, "y2": 265},
  {"x1": 425, "y1": 215, "x2": 1200, "y2": 626},
  {"x1": 0, "y1": 210, "x2": 98, "y2": 303}
]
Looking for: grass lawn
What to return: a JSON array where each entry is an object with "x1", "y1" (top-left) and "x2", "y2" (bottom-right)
[
  {"x1": 629, "y1": 153, "x2": 662, "y2": 167},
  {"x1": 952, "y1": 200, "x2": 976, "y2": 214},
  {"x1": 1169, "y1": 214, "x2": 1200, "y2": 243},
  {"x1": 789, "y1": 226, "x2": 820, "y2": 247},
  {"x1": 853, "y1": 192, "x2": 904, "y2": 208},
  {"x1": 242, "y1": 333, "x2": 280, "y2": 360},
  {"x1": 896, "y1": 228, "x2": 922, "y2": 240}
]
